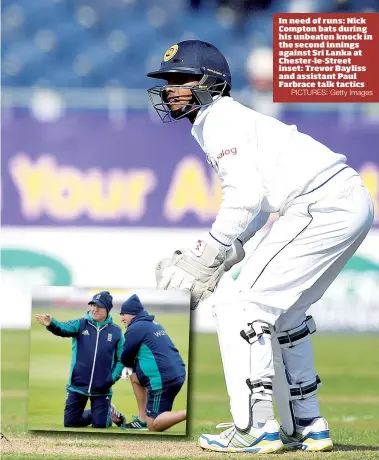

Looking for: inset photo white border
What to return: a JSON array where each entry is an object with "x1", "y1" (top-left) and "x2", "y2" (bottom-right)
[{"x1": 28, "y1": 286, "x2": 190, "y2": 436}]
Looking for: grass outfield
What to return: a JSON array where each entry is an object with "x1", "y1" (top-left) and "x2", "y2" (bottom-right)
[{"x1": 2, "y1": 320, "x2": 379, "y2": 459}]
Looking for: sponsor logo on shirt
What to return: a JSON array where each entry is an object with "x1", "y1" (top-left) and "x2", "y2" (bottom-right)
[
  {"x1": 154, "y1": 330, "x2": 167, "y2": 337},
  {"x1": 217, "y1": 147, "x2": 237, "y2": 160},
  {"x1": 82, "y1": 330, "x2": 90, "y2": 335}
]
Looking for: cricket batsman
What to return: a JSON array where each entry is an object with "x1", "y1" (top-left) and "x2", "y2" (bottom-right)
[{"x1": 147, "y1": 40, "x2": 374, "y2": 453}]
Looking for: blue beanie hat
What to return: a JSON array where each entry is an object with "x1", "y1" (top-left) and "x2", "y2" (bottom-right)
[
  {"x1": 120, "y1": 294, "x2": 144, "y2": 316},
  {"x1": 88, "y1": 291, "x2": 113, "y2": 314}
]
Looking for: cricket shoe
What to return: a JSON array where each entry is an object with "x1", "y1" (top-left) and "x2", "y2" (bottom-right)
[
  {"x1": 280, "y1": 417, "x2": 333, "y2": 451},
  {"x1": 199, "y1": 419, "x2": 283, "y2": 453},
  {"x1": 110, "y1": 404, "x2": 127, "y2": 427},
  {"x1": 122, "y1": 415, "x2": 148, "y2": 430}
]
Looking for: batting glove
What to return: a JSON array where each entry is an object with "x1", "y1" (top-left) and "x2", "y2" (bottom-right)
[{"x1": 155, "y1": 235, "x2": 244, "y2": 309}]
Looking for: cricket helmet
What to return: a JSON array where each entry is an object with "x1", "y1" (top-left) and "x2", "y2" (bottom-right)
[{"x1": 147, "y1": 40, "x2": 232, "y2": 122}]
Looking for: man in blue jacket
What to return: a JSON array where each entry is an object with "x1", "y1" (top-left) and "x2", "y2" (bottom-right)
[
  {"x1": 35, "y1": 291, "x2": 125, "y2": 429},
  {"x1": 119, "y1": 294, "x2": 187, "y2": 432}
]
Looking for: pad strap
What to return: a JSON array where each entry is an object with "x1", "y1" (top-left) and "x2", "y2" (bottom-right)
[
  {"x1": 240, "y1": 321, "x2": 271, "y2": 345},
  {"x1": 276, "y1": 316, "x2": 316, "y2": 348},
  {"x1": 289, "y1": 375, "x2": 322, "y2": 400},
  {"x1": 246, "y1": 378, "x2": 273, "y2": 395}
]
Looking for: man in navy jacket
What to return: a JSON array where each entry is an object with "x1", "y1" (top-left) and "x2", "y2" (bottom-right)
[
  {"x1": 120, "y1": 294, "x2": 187, "y2": 432},
  {"x1": 36, "y1": 291, "x2": 125, "y2": 428}
]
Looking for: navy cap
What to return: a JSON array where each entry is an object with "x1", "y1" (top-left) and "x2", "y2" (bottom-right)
[
  {"x1": 147, "y1": 40, "x2": 232, "y2": 88},
  {"x1": 88, "y1": 291, "x2": 113, "y2": 314},
  {"x1": 120, "y1": 294, "x2": 144, "y2": 316}
]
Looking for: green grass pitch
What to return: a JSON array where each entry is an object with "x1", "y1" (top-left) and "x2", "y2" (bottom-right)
[{"x1": 2, "y1": 308, "x2": 379, "y2": 459}]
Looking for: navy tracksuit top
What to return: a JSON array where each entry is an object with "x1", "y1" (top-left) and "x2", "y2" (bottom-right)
[
  {"x1": 121, "y1": 311, "x2": 186, "y2": 390},
  {"x1": 47, "y1": 312, "x2": 124, "y2": 396}
]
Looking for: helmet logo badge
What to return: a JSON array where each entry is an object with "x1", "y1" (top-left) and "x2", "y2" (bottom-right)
[{"x1": 163, "y1": 44, "x2": 179, "y2": 62}]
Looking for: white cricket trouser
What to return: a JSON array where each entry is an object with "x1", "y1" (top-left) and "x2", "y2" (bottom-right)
[{"x1": 213, "y1": 167, "x2": 374, "y2": 428}]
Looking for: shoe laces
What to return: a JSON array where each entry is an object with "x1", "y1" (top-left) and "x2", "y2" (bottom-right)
[
  {"x1": 215, "y1": 422, "x2": 235, "y2": 439},
  {"x1": 216, "y1": 422, "x2": 234, "y2": 429}
]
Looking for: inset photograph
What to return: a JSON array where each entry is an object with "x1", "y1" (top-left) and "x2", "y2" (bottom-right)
[{"x1": 28, "y1": 287, "x2": 190, "y2": 435}]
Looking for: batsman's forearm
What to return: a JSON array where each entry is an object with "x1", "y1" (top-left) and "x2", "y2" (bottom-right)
[
  {"x1": 211, "y1": 203, "x2": 261, "y2": 247},
  {"x1": 237, "y1": 210, "x2": 270, "y2": 245},
  {"x1": 210, "y1": 170, "x2": 264, "y2": 247}
]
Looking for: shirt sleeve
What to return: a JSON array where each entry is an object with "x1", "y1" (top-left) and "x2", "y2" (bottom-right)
[
  {"x1": 46, "y1": 318, "x2": 81, "y2": 337},
  {"x1": 120, "y1": 325, "x2": 144, "y2": 369},
  {"x1": 238, "y1": 210, "x2": 270, "y2": 245},
  {"x1": 112, "y1": 328, "x2": 125, "y2": 383},
  {"x1": 206, "y1": 118, "x2": 265, "y2": 247}
]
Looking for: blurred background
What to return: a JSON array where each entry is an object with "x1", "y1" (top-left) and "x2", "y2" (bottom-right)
[{"x1": 2, "y1": 0, "x2": 379, "y2": 332}]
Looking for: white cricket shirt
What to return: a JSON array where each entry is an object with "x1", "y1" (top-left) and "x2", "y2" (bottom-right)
[{"x1": 191, "y1": 96, "x2": 347, "y2": 246}]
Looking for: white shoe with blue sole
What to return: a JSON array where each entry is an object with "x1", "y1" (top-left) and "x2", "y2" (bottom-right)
[
  {"x1": 199, "y1": 419, "x2": 283, "y2": 453},
  {"x1": 280, "y1": 417, "x2": 333, "y2": 451}
]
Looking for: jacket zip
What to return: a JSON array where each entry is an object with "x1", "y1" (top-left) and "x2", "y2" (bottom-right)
[{"x1": 88, "y1": 323, "x2": 108, "y2": 394}]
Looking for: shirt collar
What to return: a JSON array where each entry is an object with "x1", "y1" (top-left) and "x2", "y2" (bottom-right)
[
  {"x1": 193, "y1": 104, "x2": 210, "y2": 127},
  {"x1": 192, "y1": 95, "x2": 233, "y2": 129},
  {"x1": 86, "y1": 311, "x2": 111, "y2": 327},
  {"x1": 192, "y1": 95, "x2": 225, "y2": 127}
]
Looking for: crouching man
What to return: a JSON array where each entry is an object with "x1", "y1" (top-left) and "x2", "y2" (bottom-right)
[
  {"x1": 120, "y1": 294, "x2": 187, "y2": 432},
  {"x1": 35, "y1": 291, "x2": 125, "y2": 428}
]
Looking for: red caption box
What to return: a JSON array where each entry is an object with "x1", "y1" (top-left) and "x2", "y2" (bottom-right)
[{"x1": 273, "y1": 13, "x2": 379, "y2": 103}]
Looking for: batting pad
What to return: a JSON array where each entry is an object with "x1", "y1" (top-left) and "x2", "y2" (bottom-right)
[
  {"x1": 212, "y1": 300, "x2": 275, "y2": 430},
  {"x1": 271, "y1": 331, "x2": 296, "y2": 435}
]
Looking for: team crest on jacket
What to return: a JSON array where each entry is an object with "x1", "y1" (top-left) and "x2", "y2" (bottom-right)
[
  {"x1": 107, "y1": 333, "x2": 112, "y2": 342},
  {"x1": 164, "y1": 44, "x2": 178, "y2": 62}
]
